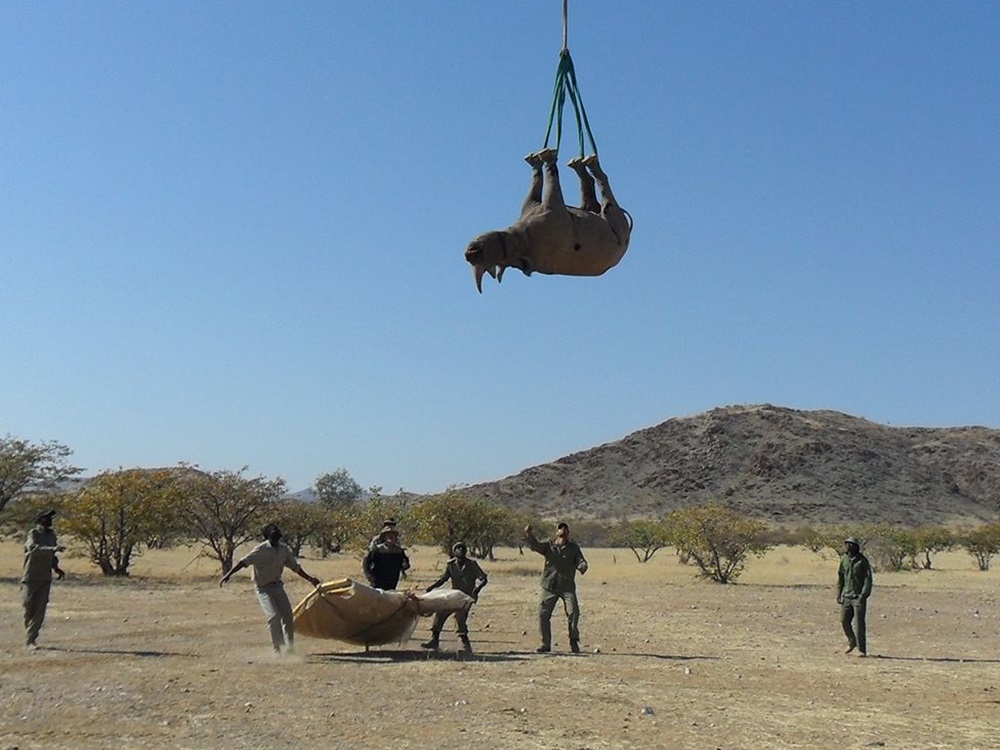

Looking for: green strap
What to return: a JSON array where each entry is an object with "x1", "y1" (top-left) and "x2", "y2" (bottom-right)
[{"x1": 542, "y1": 49, "x2": 599, "y2": 158}]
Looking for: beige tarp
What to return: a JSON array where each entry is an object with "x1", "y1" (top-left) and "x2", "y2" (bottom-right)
[{"x1": 292, "y1": 578, "x2": 473, "y2": 647}]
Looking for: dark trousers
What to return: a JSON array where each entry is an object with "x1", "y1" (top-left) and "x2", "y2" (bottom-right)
[
  {"x1": 840, "y1": 596, "x2": 868, "y2": 653},
  {"x1": 22, "y1": 580, "x2": 52, "y2": 645},
  {"x1": 539, "y1": 589, "x2": 580, "y2": 647},
  {"x1": 430, "y1": 605, "x2": 471, "y2": 637}
]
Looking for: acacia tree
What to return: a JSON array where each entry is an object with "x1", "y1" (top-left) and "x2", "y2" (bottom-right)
[
  {"x1": 411, "y1": 491, "x2": 515, "y2": 561},
  {"x1": 348, "y1": 490, "x2": 409, "y2": 551},
  {"x1": 269, "y1": 498, "x2": 324, "y2": 556},
  {"x1": 315, "y1": 468, "x2": 363, "y2": 508},
  {"x1": 180, "y1": 468, "x2": 286, "y2": 575},
  {"x1": 465, "y1": 501, "x2": 518, "y2": 561},
  {"x1": 910, "y1": 525, "x2": 955, "y2": 569},
  {"x1": 667, "y1": 502, "x2": 772, "y2": 583},
  {"x1": 960, "y1": 522, "x2": 1000, "y2": 571},
  {"x1": 612, "y1": 518, "x2": 669, "y2": 563},
  {"x1": 865, "y1": 524, "x2": 918, "y2": 572},
  {"x1": 313, "y1": 469, "x2": 365, "y2": 555},
  {"x1": 0, "y1": 436, "x2": 81, "y2": 515},
  {"x1": 62, "y1": 468, "x2": 182, "y2": 576}
]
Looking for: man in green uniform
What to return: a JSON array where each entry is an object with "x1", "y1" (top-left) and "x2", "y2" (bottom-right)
[
  {"x1": 837, "y1": 536, "x2": 874, "y2": 657},
  {"x1": 420, "y1": 541, "x2": 488, "y2": 653},
  {"x1": 524, "y1": 522, "x2": 588, "y2": 654},
  {"x1": 21, "y1": 509, "x2": 66, "y2": 650},
  {"x1": 220, "y1": 523, "x2": 321, "y2": 654}
]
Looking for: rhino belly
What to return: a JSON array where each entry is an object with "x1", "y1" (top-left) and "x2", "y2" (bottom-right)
[{"x1": 521, "y1": 210, "x2": 625, "y2": 276}]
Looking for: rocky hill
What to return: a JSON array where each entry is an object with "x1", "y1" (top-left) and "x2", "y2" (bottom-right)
[{"x1": 464, "y1": 404, "x2": 1000, "y2": 526}]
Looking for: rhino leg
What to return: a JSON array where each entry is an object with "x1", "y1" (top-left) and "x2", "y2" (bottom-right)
[
  {"x1": 537, "y1": 148, "x2": 567, "y2": 212},
  {"x1": 521, "y1": 152, "x2": 545, "y2": 216},
  {"x1": 567, "y1": 156, "x2": 600, "y2": 213},
  {"x1": 582, "y1": 155, "x2": 631, "y2": 245},
  {"x1": 580, "y1": 155, "x2": 617, "y2": 207}
]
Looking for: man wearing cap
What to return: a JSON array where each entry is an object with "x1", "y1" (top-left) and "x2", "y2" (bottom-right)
[
  {"x1": 369, "y1": 518, "x2": 399, "y2": 551},
  {"x1": 421, "y1": 541, "x2": 489, "y2": 653},
  {"x1": 837, "y1": 536, "x2": 874, "y2": 657},
  {"x1": 21, "y1": 509, "x2": 66, "y2": 650},
  {"x1": 220, "y1": 523, "x2": 321, "y2": 654},
  {"x1": 363, "y1": 524, "x2": 410, "y2": 590},
  {"x1": 524, "y1": 522, "x2": 588, "y2": 653}
]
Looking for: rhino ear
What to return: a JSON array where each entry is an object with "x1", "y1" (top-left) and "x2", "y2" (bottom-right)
[{"x1": 497, "y1": 266, "x2": 506, "y2": 283}]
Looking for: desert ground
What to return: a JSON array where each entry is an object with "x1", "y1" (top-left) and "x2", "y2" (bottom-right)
[{"x1": 1, "y1": 538, "x2": 998, "y2": 750}]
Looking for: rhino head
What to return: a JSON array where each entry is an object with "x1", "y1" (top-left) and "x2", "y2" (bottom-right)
[{"x1": 464, "y1": 230, "x2": 531, "y2": 293}]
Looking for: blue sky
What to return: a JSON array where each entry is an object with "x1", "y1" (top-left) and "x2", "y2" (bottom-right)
[{"x1": 3, "y1": 2, "x2": 998, "y2": 494}]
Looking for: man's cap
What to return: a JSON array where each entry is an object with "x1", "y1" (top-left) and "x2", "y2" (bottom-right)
[
  {"x1": 451, "y1": 541, "x2": 467, "y2": 553},
  {"x1": 35, "y1": 509, "x2": 56, "y2": 523},
  {"x1": 382, "y1": 518, "x2": 397, "y2": 527},
  {"x1": 844, "y1": 536, "x2": 860, "y2": 546},
  {"x1": 556, "y1": 522, "x2": 569, "y2": 531}
]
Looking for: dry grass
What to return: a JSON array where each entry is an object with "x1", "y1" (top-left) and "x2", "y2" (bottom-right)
[{"x1": 2, "y1": 540, "x2": 998, "y2": 750}]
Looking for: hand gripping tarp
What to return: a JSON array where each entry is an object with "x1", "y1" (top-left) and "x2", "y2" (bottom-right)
[{"x1": 292, "y1": 578, "x2": 474, "y2": 647}]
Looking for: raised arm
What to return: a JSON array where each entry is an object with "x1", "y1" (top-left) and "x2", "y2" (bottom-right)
[{"x1": 523, "y1": 525, "x2": 548, "y2": 555}]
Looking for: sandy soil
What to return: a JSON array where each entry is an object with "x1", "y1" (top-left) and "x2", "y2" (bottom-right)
[{"x1": 1, "y1": 541, "x2": 998, "y2": 750}]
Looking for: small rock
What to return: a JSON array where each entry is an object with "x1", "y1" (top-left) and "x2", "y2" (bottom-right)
[{"x1": 641, "y1": 706, "x2": 655, "y2": 716}]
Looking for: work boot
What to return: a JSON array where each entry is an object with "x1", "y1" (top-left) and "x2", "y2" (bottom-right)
[
  {"x1": 570, "y1": 640, "x2": 581, "y2": 654},
  {"x1": 421, "y1": 635, "x2": 440, "y2": 650},
  {"x1": 535, "y1": 645, "x2": 551, "y2": 653},
  {"x1": 460, "y1": 635, "x2": 473, "y2": 654}
]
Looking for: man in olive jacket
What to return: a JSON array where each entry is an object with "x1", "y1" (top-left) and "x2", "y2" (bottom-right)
[
  {"x1": 524, "y1": 522, "x2": 588, "y2": 653},
  {"x1": 837, "y1": 536, "x2": 874, "y2": 657},
  {"x1": 21, "y1": 509, "x2": 66, "y2": 650}
]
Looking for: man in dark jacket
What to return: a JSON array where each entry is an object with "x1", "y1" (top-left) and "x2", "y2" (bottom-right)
[
  {"x1": 21, "y1": 509, "x2": 66, "y2": 650},
  {"x1": 524, "y1": 522, "x2": 588, "y2": 653},
  {"x1": 363, "y1": 525, "x2": 410, "y2": 590},
  {"x1": 837, "y1": 536, "x2": 874, "y2": 657}
]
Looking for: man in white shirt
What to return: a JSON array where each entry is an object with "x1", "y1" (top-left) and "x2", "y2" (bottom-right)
[{"x1": 220, "y1": 524, "x2": 321, "y2": 653}]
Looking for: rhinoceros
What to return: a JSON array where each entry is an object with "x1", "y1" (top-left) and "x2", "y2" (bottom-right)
[{"x1": 464, "y1": 148, "x2": 632, "y2": 292}]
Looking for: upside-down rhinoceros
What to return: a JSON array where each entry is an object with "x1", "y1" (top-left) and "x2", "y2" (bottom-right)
[{"x1": 464, "y1": 148, "x2": 632, "y2": 293}]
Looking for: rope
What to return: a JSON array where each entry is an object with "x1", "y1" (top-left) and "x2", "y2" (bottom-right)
[
  {"x1": 542, "y1": 1, "x2": 599, "y2": 158},
  {"x1": 562, "y1": 0, "x2": 568, "y2": 52}
]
